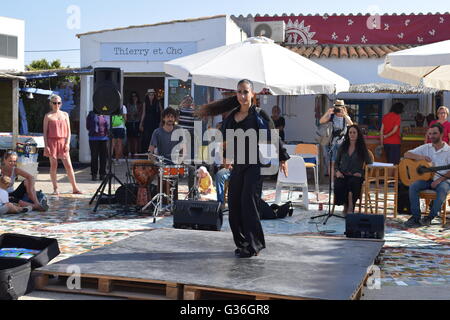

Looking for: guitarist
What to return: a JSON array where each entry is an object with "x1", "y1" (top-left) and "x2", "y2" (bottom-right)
[{"x1": 404, "y1": 123, "x2": 450, "y2": 228}]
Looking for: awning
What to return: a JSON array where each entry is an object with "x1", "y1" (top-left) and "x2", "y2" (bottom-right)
[
  {"x1": 12, "y1": 66, "x2": 93, "y2": 80},
  {"x1": 0, "y1": 72, "x2": 26, "y2": 81},
  {"x1": 347, "y1": 83, "x2": 440, "y2": 94}
]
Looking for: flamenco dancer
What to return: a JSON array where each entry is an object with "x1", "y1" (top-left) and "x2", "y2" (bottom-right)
[{"x1": 196, "y1": 79, "x2": 289, "y2": 258}]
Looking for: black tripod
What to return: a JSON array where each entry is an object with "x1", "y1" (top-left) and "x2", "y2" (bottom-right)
[
  {"x1": 90, "y1": 116, "x2": 124, "y2": 212},
  {"x1": 185, "y1": 164, "x2": 200, "y2": 200},
  {"x1": 310, "y1": 140, "x2": 345, "y2": 225}
]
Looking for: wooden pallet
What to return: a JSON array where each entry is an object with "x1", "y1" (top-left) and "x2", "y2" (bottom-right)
[
  {"x1": 183, "y1": 285, "x2": 313, "y2": 300},
  {"x1": 34, "y1": 271, "x2": 183, "y2": 300}
]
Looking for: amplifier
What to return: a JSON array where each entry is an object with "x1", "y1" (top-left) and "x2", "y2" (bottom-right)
[
  {"x1": 345, "y1": 213, "x2": 385, "y2": 239},
  {"x1": 173, "y1": 200, "x2": 223, "y2": 231}
]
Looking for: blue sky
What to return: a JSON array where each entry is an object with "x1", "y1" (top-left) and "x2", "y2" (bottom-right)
[{"x1": 1, "y1": 0, "x2": 448, "y2": 67}]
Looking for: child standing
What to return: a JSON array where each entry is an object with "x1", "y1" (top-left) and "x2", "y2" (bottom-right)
[{"x1": 0, "y1": 176, "x2": 32, "y2": 214}]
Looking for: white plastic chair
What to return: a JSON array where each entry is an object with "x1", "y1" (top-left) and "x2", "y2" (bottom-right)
[{"x1": 274, "y1": 155, "x2": 309, "y2": 210}]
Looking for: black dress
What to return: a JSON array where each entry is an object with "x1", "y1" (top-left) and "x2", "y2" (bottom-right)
[
  {"x1": 334, "y1": 146, "x2": 372, "y2": 206},
  {"x1": 222, "y1": 106, "x2": 289, "y2": 256},
  {"x1": 141, "y1": 97, "x2": 161, "y2": 152}
]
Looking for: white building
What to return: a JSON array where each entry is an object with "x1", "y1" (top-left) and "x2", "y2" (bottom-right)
[
  {"x1": 0, "y1": 16, "x2": 25, "y2": 137},
  {"x1": 77, "y1": 15, "x2": 246, "y2": 162},
  {"x1": 0, "y1": 16, "x2": 25, "y2": 72}
]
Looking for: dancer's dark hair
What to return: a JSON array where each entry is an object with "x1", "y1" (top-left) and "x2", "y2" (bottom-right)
[{"x1": 195, "y1": 79, "x2": 254, "y2": 118}]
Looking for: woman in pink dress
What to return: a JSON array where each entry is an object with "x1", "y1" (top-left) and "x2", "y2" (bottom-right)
[
  {"x1": 426, "y1": 106, "x2": 450, "y2": 144},
  {"x1": 43, "y1": 95, "x2": 82, "y2": 195}
]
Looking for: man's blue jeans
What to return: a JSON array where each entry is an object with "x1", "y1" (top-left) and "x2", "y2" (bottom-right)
[
  {"x1": 215, "y1": 168, "x2": 231, "y2": 204},
  {"x1": 409, "y1": 179, "x2": 450, "y2": 219}
]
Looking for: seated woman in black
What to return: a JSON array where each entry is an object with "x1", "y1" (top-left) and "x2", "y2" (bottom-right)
[{"x1": 334, "y1": 125, "x2": 373, "y2": 214}]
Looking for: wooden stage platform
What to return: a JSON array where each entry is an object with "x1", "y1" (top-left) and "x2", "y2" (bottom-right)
[{"x1": 34, "y1": 229, "x2": 384, "y2": 300}]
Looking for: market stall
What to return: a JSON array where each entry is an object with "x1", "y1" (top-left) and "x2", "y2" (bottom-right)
[{"x1": 364, "y1": 127, "x2": 427, "y2": 163}]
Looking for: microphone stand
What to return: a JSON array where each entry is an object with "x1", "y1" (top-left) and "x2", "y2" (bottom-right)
[{"x1": 310, "y1": 138, "x2": 345, "y2": 225}]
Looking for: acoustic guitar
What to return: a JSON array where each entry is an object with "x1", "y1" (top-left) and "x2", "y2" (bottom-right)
[{"x1": 399, "y1": 158, "x2": 450, "y2": 186}]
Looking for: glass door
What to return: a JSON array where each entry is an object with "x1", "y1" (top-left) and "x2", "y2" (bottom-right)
[{"x1": 164, "y1": 78, "x2": 194, "y2": 110}]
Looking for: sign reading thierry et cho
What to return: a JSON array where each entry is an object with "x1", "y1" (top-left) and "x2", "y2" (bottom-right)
[{"x1": 100, "y1": 42, "x2": 197, "y2": 62}]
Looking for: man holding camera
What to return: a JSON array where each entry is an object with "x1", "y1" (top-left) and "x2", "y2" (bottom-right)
[{"x1": 319, "y1": 100, "x2": 353, "y2": 182}]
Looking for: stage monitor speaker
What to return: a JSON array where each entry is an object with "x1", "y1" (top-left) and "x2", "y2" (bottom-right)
[
  {"x1": 93, "y1": 67, "x2": 123, "y2": 115},
  {"x1": 345, "y1": 213, "x2": 385, "y2": 239},
  {"x1": 173, "y1": 200, "x2": 223, "y2": 231}
]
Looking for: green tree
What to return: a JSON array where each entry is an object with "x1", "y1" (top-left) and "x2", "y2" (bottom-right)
[
  {"x1": 26, "y1": 59, "x2": 62, "y2": 71},
  {"x1": 22, "y1": 59, "x2": 80, "y2": 133}
]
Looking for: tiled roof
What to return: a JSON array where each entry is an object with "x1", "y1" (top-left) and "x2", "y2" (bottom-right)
[
  {"x1": 232, "y1": 12, "x2": 449, "y2": 18},
  {"x1": 285, "y1": 44, "x2": 416, "y2": 58},
  {"x1": 76, "y1": 15, "x2": 226, "y2": 38}
]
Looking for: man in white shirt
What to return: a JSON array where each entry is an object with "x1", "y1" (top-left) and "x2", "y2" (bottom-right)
[{"x1": 404, "y1": 123, "x2": 450, "y2": 227}]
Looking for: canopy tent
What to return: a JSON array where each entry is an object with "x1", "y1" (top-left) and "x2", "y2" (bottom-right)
[{"x1": 378, "y1": 40, "x2": 450, "y2": 90}]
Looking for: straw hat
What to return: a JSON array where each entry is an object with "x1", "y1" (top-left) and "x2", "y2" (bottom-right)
[{"x1": 333, "y1": 100, "x2": 346, "y2": 107}]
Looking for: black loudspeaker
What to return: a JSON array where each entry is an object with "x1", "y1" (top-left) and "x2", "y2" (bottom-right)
[
  {"x1": 345, "y1": 213, "x2": 385, "y2": 239},
  {"x1": 173, "y1": 200, "x2": 223, "y2": 231},
  {"x1": 93, "y1": 67, "x2": 122, "y2": 115},
  {"x1": 397, "y1": 183, "x2": 411, "y2": 215}
]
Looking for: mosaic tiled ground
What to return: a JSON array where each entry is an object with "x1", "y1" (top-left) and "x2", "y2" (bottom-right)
[{"x1": 1, "y1": 166, "x2": 449, "y2": 291}]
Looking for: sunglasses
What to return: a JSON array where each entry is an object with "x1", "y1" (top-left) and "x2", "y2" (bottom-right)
[
  {"x1": 237, "y1": 90, "x2": 250, "y2": 95},
  {"x1": 51, "y1": 101, "x2": 62, "y2": 105}
]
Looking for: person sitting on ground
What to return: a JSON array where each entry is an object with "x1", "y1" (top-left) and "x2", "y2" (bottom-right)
[
  {"x1": 0, "y1": 151, "x2": 48, "y2": 211},
  {"x1": 197, "y1": 166, "x2": 215, "y2": 195},
  {"x1": 334, "y1": 125, "x2": 373, "y2": 214},
  {"x1": 404, "y1": 123, "x2": 450, "y2": 228},
  {"x1": 0, "y1": 175, "x2": 32, "y2": 214}
]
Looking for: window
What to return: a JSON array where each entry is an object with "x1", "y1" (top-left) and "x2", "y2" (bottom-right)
[
  {"x1": 0, "y1": 33, "x2": 18, "y2": 58},
  {"x1": 165, "y1": 78, "x2": 193, "y2": 110},
  {"x1": 345, "y1": 100, "x2": 383, "y2": 131}
]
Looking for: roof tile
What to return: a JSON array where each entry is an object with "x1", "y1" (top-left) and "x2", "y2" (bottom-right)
[{"x1": 284, "y1": 44, "x2": 415, "y2": 58}]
